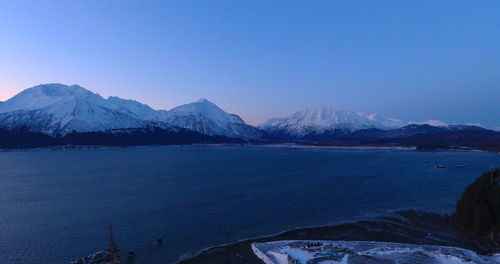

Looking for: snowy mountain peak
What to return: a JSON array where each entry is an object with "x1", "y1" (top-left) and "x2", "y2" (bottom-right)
[
  {"x1": 0, "y1": 83, "x2": 102, "y2": 114},
  {"x1": 196, "y1": 98, "x2": 210, "y2": 103},
  {"x1": 0, "y1": 84, "x2": 163, "y2": 135},
  {"x1": 18, "y1": 83, "x2": 96, "y2": 99},
  {"x1": 260, "y1": 106, "x2": 405, "y2": 138},
  {"x1": 165, "y1": 99, "x2": 260, "y2": 139},
  {"x1": 172, "y1": 99, "x2": 250, "y2": 124},
  {"x1": 287, "y1": 107, "x2": 362, "y2": 128}
]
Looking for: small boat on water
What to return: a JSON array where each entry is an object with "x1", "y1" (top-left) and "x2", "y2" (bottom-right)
[
  {"x1": 455, "y1": 164, "x2": 468, "y2": 168},
  {"x1": 435, "y1": 165, "x2": 446, "y2": 168}
]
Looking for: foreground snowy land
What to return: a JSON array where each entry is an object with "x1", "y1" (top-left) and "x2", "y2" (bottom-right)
[{"x1": 252, "y1": 240, "x2": 500, "y2": 264}]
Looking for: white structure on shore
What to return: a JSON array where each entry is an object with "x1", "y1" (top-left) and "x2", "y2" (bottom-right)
[{"x1": 252, "y1": 240, "x2": 499, "y2": 264}]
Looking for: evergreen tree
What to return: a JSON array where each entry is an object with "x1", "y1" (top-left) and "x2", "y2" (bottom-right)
[
  {"x1": 455, "y1": 168, "x2": 500, "y2": 246},
  {"x1": 106, "y1": 226, "x2": 121, "y2": 264}
]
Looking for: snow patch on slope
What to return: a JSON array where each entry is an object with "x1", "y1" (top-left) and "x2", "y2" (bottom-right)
[{"x1": 409, "y1": 120, "x2": 448, "y2": 127}]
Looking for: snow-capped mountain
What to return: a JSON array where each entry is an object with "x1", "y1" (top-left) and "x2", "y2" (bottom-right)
[
  {"x1": 164, "y1": 99, "x2": 261, "y2": 139},
  {"x1": 0, "y1": 84, "x2": 260, "y2": 139},
  {"x1": 259, "y1": 105, "x2": 404, "y2": 138},
  {"x1": 1, "y1": 83, "x2": 489, "y2": 142},
  {"x1": 0, "y1": 84, "x2": 168, "y2": 135}
]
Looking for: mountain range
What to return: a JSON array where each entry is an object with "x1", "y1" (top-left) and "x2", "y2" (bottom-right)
[
  {"x1": 0, "y1": 83, "x2": 498, "y2": 150},
  {"x1": 0, "y1": 84, "x2": 259, "y2": 139}
]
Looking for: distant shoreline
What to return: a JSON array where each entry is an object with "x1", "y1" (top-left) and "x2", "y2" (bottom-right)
[
  {"x1": 2, "y1": 142, "x2": 499, "y2": 154},
  {"x1": 249, "y1": 143, "x2": 417, "y2": 150}
]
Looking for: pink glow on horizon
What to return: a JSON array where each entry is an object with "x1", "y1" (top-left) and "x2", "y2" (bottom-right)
[{"x1": 0, "y1": 84, "x2": 22, "y2": 102}]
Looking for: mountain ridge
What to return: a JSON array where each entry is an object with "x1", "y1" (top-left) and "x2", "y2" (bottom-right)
[
  {"x1": 0, "y1": 83, "x2": 494, "y2": 146},
  {"x1": 0, "y1": 84, "x2": 259, "y2": 139}
]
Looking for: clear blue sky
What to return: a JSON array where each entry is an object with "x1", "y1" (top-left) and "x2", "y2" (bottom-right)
[{"x1": 0, "y1": 0, "x2": 499, "y2": 128}]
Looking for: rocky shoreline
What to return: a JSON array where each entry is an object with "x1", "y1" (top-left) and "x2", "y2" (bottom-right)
[{"x1": 177, "y1": 210, "x2": 498, "y2": 264}]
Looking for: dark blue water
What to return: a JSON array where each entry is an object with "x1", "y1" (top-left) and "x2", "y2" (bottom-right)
[{"x1": 0, "y1": 146, "x2": 498, "y2": 264}]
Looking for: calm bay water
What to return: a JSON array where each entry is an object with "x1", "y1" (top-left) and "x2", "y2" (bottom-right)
[{"x1": 0, "y1": 146, "x2": 498, "y2": 264}]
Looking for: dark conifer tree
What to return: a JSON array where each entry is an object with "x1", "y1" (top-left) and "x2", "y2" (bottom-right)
[{"x1": 106, "y1": 226, "x2": 121, "y2": 264}]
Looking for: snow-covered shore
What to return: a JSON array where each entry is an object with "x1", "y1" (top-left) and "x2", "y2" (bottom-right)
[{"x1": 252, "y1": 240, "x2": 500, "y2": 264}]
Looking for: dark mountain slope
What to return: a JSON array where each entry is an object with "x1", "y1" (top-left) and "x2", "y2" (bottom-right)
[
  {"x1": 0, "y1": 127, "x2": 244, "y2": 149},
  {"x1": 403, "y1": 130, "x2": 500, "y2": 151}
]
